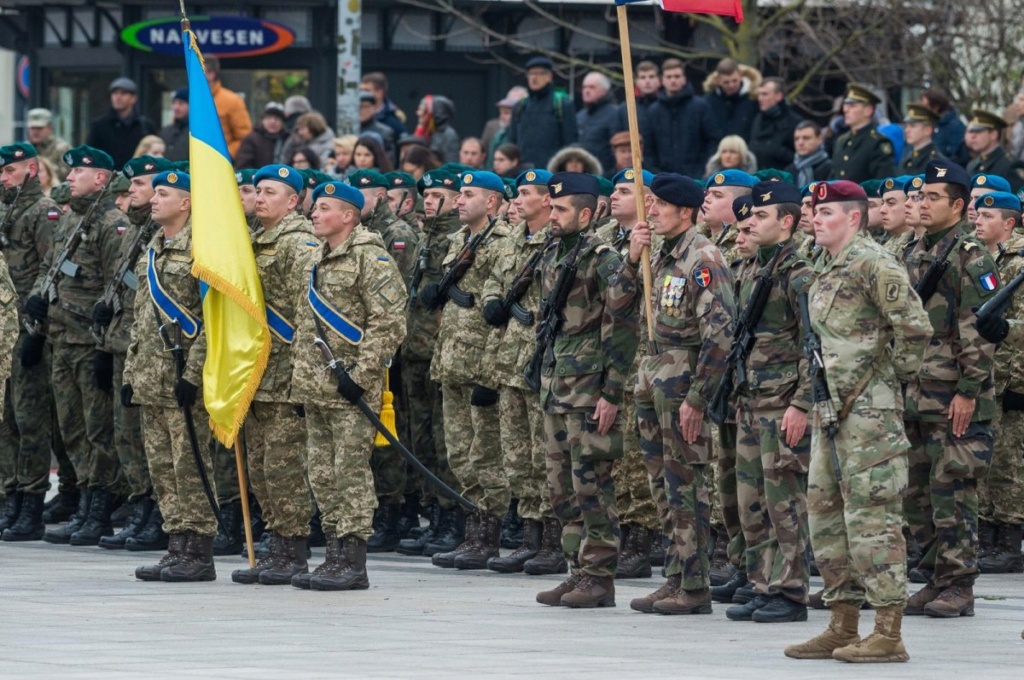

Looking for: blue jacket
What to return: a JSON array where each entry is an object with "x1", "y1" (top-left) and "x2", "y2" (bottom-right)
[
  {"x1": 642, "y1": 84, "x2": 721, "y2": 177},
  {"x1": 934, "y1": 108, "x2": 968, "y2": 165}
]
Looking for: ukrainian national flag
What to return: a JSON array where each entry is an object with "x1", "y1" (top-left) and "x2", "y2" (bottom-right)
[{"x1": 183, "y1": 26, "x2": 270, "y2": 446}]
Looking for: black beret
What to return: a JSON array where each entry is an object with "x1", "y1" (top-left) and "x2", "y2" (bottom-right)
[
  {"x1": 924, "y1": 160, "x2": 970, "y2": 190},
  {"x1": 751, "y1": 181, "x2": 802, "y2": 207},
  {"x1": 650, "y1": 173, "x2": 704, "y2": 208},
  {"x1": 548, "y1": 172, "x2": 599, "y2": 198},
  {"x1": 732, "y1": 194, "x2": 754, "y2": 222}
]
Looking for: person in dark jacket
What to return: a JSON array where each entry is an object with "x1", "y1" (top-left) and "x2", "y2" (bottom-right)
[
  {"x1": 86, "y1": 77, "x2": 156, "y2": 168},
  {"x1": 507, "y1": 56, "x2": 578, "y2": 169},
  {"x1": 703, "y1": 58, "x2": 761, "y2": 141},
  {"x1": 233, "y1": 102, "x2": 289, "y2": 170},
  {"x1": 785, "y1": 120, "x2": 833, "y2": 185},
  {"x1": 358, "y1": 92, "x2": 396, "y2": 162},
  {"x1": 748, "y1": 77, "x2": 802, "y2": 171},
  {"x1": 158, "y1": 87, "x2": 190, "y2": 162},
  {"x1": 641, "y1": 58, "x2": 721, "y2": 177},
  {"x1": 965, "y1": 109, "x2": 1024, "y2": 193},
  {"x1": 576, "y1": 72, "x2": 625, "y2": 178},
  {"x1": 921, "y1": 88, "x2": 969, "y2": 166},
  {"x1": 628, "y1": 60, "x2": 662, "y2": 138},
  {"x1": 361, "y1": 71, "x2": 407, "y2": 141}
]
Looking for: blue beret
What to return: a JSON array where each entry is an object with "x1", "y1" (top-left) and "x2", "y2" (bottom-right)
[
  {"x1": 651, "y1": 173, "x2": 704, "y2": 208},
  {"x1": 732, "y1": 194, "x2": 754, "y2": 221},
  {"x1": 312, "y1": 181, "x2": 365, "y2": 210},
  {"x1": 254, "y1": 164, "x2": 303, "y2": 194},
  {"x1": 548, "y1": 172, "x2": 599, "y2": 198},
  {"x1": 971, "y1": 173, "x2": 1012, "y2": 192},
  {"x1": 62, "y1": 145, "x2": 115, "y2": 170},
  {"x1": 880, "y1": 176, "x2": 911, "y2": 195},
  {"x1": 705, "y1": 169, "x2": 757, "y2": 189},
  {"x1": 974, "y1": 191, "x2": 1021, "y2": 212},
  {"x1": 924, "y1": 160, "x2": 970, "y2": 189},
  {"x1": 152, "y1": 170, "x2": 190, "y2": 193},
  {"x1": 905, "y1": 175, "x2": 925, "y2": 192},
  {"x1": 751, "y1": 181, "x2": 801, "y2": 207},
  {"x1": 799, "y1": 182, "x2": 820, "y2": 199},
  {"x1": 516, "y1": 169, "x2": 553, "y2": 187},
  {"x1": 611, "y1": 167, "x2": 655, "y2": 187},
  {"x1": 460, "y1": 170, "x2": 505, "y2": 194},
  {"x1": 525, "y1": 56, "x2": 553, "y2": 71}
]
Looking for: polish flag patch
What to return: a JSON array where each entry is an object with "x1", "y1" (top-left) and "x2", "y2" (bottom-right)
[
  {"x1": 47, "y1": 209, "x2": 61, "y2": 220},
  {"x1": 393, "y1": 241, "x2": 406, "y2": 250},
  {"x1": 979, "y1": 272, "x2": 998, "y2": 291}
]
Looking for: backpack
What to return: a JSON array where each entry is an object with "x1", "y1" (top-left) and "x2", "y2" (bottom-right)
[{"x1": 513, "y1": 88, "x2": 570, "y2": 123}]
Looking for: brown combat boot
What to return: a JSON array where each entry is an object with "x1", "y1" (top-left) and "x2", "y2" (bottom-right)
[
  {"x1": 310, "y1": 535, "x2": 369, "y2": 591},
  {"x1": 652, "y1": 587, "x2": 713, "y2": 615},
  {"x1": 260, "y1": 535, "x2": 309, "y2": 585},
  {"x1": 524, "y1": 518, "x2": 568, "y2": 575},
  {"x1": 833, "y1": 606, "x2": 908, "y2": 663},
  {"x1": 231, "y1": 533, "x2": 282, "y2": 584},
  {"x1": 630, "y1": 574, "x2": 681, "y2": 613},
  {"x1": 161, "y1": 532, "x2": 216, "y2": 582},
  {"x1": 904, "y1": 584, "x2": 942, "y2": 615},
  {"x1": 135, "y1": 533, "x2": 187, "y2": 581},
  {"x1": 923, "y1": 585, "x2": 974, "y2": 618},
  {"x1": 536, "y1": 572, "x2": 582, "y2": 606},
  {"x1": 560, "y1": 574, "x2": 615, "y2": 608},
  {"x1": 294, "y1": 533, "x2": 340, "y2": 589},
  {"x1": 784, "y1": 602, "x2": 861, "y2": 659}
]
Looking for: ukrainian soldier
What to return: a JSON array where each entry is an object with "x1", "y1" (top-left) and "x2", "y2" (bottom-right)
[
  {"x1": 879, "y1": 176, "x2": 915, "y2": 256},
  {"x1": 900, "y1": 104, "x2": 947, "y2": 175},
  {"x1": 965, "y1": 109, "x2": 1024, "y2": 193},
  {"x1": 967, "y1": 173, "x2": 1011, "y2": 229},
  {"x1": 970, "y1": 191, "x2": 1024, "y2": 573},
  {"x1": 903, "y1": 161, "x2": 1000, "y2": 618},
  {"x1": 861, "y1": 179, "x2": 885, "y2": 242},
  {"x1": 622, "y1": 174, "x2": 735, "y2": 616},
  {"x1": 289, "y1": 180, "x2": 407, "y2": 591},
  {"x1": 123, "y1": 170, "x2": 217, "y2": 582},
  {"x1": 0, "y1": 143, "x2": 59, "y2": 541},
  {"x1": 533, "y1": 172, "x2": 637, "y2": 608},
  {"x1": 231, "y1": 164, "x2": 316, "y2": 585},
  {"x1": 784, "y1": 180, "x2": 930, "y2": 663},
  {"x1": 699, "y1": 170, "x2": 756, "y2": 264},
  {"x1": 903, "y1": 175, "x2": 926, "y2": 246},
  {"x1": 26, "y1": 146, "x2": 123, "y2": 546},
  {"x1": 829, "y1": 84, "x2": 896, "y2": 183}
]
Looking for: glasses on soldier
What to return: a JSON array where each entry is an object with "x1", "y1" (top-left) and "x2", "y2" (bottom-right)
[{"x1": 921, "y1": 192, "x2": 952, "y2": 203}]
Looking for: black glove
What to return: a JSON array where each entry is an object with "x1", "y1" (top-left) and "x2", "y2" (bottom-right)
[
  {"x1": 19, "y1": 334, "x2": 46, "y2": 367},
  {"x1": 294, "y1": 404, "x2": 306, "y2": 418},
  {"x1": 92, "y1": 301, "x2": 115, "y2": 328},
  {"x1": 975, "y1": 313, "x2": 1009, "y2": 344},
  {"x1": 120, "y1": 384, "x2": 137, "y2": 409},
  {"x1": 470, "y1": 385, "x2": 499, "y2": 408},
  {"x1": 174, "y1": 379, "x2": 198, "y2": 409},
  {"x1": 336, "y1": 372, "x2": 365, "y2": 405},
  {"x1": 419, "y1": 282, "x2": 441, "y2": 310},
  {"x1": 482, "y1": 299, "x2": 510, "y2": 327},
  {"x1": 92, "y1": 351, "x2": 114, "y2": 391},
  {"x1": 24, "y1": 295, "x2": 48, "y2": 323}
]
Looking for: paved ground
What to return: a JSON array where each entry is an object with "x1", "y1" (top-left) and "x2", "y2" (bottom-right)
[{"x1": 1, "y1": 535, "x2": 1023, "y2": 679}]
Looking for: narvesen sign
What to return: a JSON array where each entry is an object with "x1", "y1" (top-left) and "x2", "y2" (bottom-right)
[{"x1": 121, "y1": 16, "x2": 295, "y2": 58}]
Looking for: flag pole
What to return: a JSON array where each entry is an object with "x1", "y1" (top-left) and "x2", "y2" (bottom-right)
[
  {"x1": 615, "y1": 4, "x2": 656, "y2": 345},
  {"x1": 235, "y1": 438, "x2": 256, "y2": 567}
]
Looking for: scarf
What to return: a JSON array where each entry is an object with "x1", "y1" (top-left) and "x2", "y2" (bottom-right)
[{"x1": 792, "y1": 147, "x2": 829, "y2": 186}]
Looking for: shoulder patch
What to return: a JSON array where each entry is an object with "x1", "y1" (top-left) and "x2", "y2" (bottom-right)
[
  {"x1": 47, "y1": 209, "x2": 61, "y2": 220},
  {"x1": 596, "y1": 253, "x2": 621, "y2": 281},
  {"x1": 979, "y1": 271, "x2": 998, "y2": 292},
  {"x1": 693, "y1": 267, "x2": 712, "y2": 288},
  {"x1": 880, "y1": 141, "x2": 893, "y2": 156},
  {"x1": 962, "y1": 240, "x2": 978, "y2": 252}
]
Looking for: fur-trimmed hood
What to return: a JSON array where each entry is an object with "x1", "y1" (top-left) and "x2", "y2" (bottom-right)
[
  {"x1": 702, "y1": 64, "x2": 763, "y2": 98},
  {"x1": 546, "y1": 145, "x2": 603, "y2": 176}
]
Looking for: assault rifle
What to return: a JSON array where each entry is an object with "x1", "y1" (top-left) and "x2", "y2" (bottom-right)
[
  {"x1": 914, "y1": 233, "x2": 960, "y2": 305},
  {"x1": 0, "y1": 174, "x2": 30, "y2": 250},
  {"x1": 407, "y1": 198, "x2": 443, "y2": 308},
  {"x1": 524, "y1": 235, "x2": 585, "y2": 392},
  {"x1": 90, "y1": 218, "x2": 157, "y2": 344},
  {"x1": 797, "y1": 290, "x2": 842, "y2": 481},
  {"x1": 501, "y1": 233, "x2": 553, "y2": 325},
  {"x1": 433, "y1": 215, "x2": 497, "y2": 309}
]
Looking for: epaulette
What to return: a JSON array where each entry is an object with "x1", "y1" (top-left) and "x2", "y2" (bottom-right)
[{"x1": 962, "y1": 240, "x2": 979, "y2": 252}]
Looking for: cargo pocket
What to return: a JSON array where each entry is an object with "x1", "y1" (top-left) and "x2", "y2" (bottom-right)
[{"x1": 847, "y1": 455, "x2": 908, "y2": 507}]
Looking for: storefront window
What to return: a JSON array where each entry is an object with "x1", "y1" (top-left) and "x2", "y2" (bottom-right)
[{"x1": 47, "y1": 69, "x2": 121, "y2": 145}]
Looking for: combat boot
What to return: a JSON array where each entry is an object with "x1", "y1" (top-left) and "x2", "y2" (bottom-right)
[
  {"x1": 726, "y1": 594, "x2": 768, "y2": 621},
  {"x1": 135, "y1": 534, "x2": 187, "y2": 581},
  {"x1": 649, "y1": 533, "x2": 667, "y2": 567},
  {"x1": 42, "y1": 489, "x2": 80, "y2": 524},
  {"x1": 69, "y1": 488, "x2": 116, "y2": 546},
  {"x1": 629, "y1": 574, "x2": 681, "y2": 613},
  {"x1": 211, "y1": 500, "x2": 242, "y2": 556},
  {"x1": 232, "y1": 534, "x2": 283, "y2": 584},
  {"x1": 979, "y1": 524, "x2": 1024, "y2": 574},
  {"x1": 397, "y1": 494, "x2": 421, "y2": 539},
  {"x1": 536, "y1": 572, "x2": 582, "y2": 606},
  {"x1": 488, "y1": 518, "x2": 541, "y2": 573},
  {"x1": 294, "y1": 533, "x2": 340, "y2": 589},
  {"x1": 424, "y1": 507, "x2": 464, "y2": 557},
  {"x1": 161, "y1": 531, "x2": 216, "y2": 582},
  {"x1": 832, "y1": 606, "x2": 908, "y2": 663},
  {"x1": 808, "y1": 589, "x2": 827, "y2": 610},
  {"x1": 708, "y1": 526, "x2": 732, "y2": 586},
  {"x1": 752, "y1": 595, "x2": 808, "y2": 623},
  {"x1": 455, "y1": 512, "x2": 501, "y2": 570},
  {"x1": 99, "y1": 496, "x2": 153, "y2": 549},
  {"x1": 367, "y1": 503, "x2": 402, "y2": 553},
  {"x1": 125, "y1": 505, "x2": 169, "y2": 551},
  {"x1": 710, "y1": 570, "x2": 748, "y2": 603},
  {"x1": 432, "y1": 512, "x2": 478, "y2": 568},
  {"x1": 923, "y1": 584, "x2": 974, "y2": 618},
  {"x1": 307, "y1": 507, "x2": 325, "y2": 548},
  {"x1": 732, "y1": 583, "x2": 758, "y2": 604},
  {"x1": 905, "y1": 530, "x2": 923, "y2": 570},
  {"x1": 43, "y1": 489, "x2": 91, "y2": 544},
  {"x1": 109, "y1": 499, "x2": 132, "y2": 528},
  {"x1": 903, "y1": 584, "x2": 942, "y2": 615},
  {"x1": 0, "y1": 491, "x2": 21, "y2": 532},
  {"x1": 908, "y1": 566, "x2": 933, "y2": 584},
  {"x1": 398, "y1": 503, "x2": 438, "y2": 556},
  {"x1": 524, "y1": 518, "x2": 568, "y2": 575},
  {"x1": 1, "y1": 493, "x2": 45, "y2": 542},
  {"x1": 561, "y1": 574, "x2": 615, "y2": 608},
  {"x1": 784, "y1": 602, "x2": 861, "y2": 659},
  {"x1": 260, "y1": 536, "x2": 309, "y2": 585},
  {"x1": 616, "y1": 526, "x2": 654, "y2": 579},
  {"x1": 310, "y1": 535, "x2": 369, "y2": 590},
  {"x1": 500, "y1": 498, "x2": 523, "y2": 549},
  {"x1": 978, "y1": 519, "x2": 997, "y2": 558},
  {"x1": 653, "y1": 587, "x2": 713, "y2": 615}
]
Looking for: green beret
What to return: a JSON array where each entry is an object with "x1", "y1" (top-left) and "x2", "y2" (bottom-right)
[
  {"x1": 385, "y1": 171, "x2": 417, "y2": 191},
  {"x1": 595, "y1": 175, "x2": 614, "y2": 198},
  {"x1": 235, "y1": 168, "x2": 256, "y2": 186},
  {"x1": 300, "y1": 168, "x2": 319, "y2": 190},
  {"x1": 171, "y1": 160, "x2": 190, "y2": 173},
  {"x1": 859, "y1": 179, "x2": 883, "y2": 197},
  {"x1": 50, "y1": 182, "x2": 71, "y2": 205},
  {"x1": 439, "y1": 162, "x2": 474, "y2": 177},
  {"x1": 0, "y1": 142, "x2": 38, "y2": 166},
  {"x1": 348, "y1": 169, "x2": 390, "y2": 189},
  {"x1": 418, "y1": 169, "x2": 462, "y2": 193},
  {"x1": 109, "y1": 172, "x2": 131, "y2": 194},
  {"x1": 754, "y1": 168, "x2": 795, "y2": 184},
  {"x1": 62, "y1": 145, "x2": 115, "y2": 170},
  {"x1": 502, "y1": 177, "x2": 518, "y2": 201},
  {"x1": 123, "y1": 155, "x2": 173, "y2": 178}
]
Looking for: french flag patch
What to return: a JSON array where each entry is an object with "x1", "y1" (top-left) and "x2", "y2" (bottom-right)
[{"x1": 979, "y1": 272, "x2": 998, "y2": 291}]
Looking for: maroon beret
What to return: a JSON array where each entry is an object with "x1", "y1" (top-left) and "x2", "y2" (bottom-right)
[{"x1": 813, "y1": 180, "x2": 867, "y2": 206}]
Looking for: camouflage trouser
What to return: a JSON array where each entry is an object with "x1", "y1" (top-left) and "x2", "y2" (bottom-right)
[
  {"x1": 498, "y1": 385, "x2": 552, "y2": 521},
  {"x1": 977, "y1": 405, "x2": 1024, "y2": 524},
  {"x1": 542, "y1": 410, "x2": 619, "y2": 577},
  {"x1": 112, "y1": 352, "x2": 149, "y2": 500},
  {"x1": 52, "y1": 413, "x2": 75, "y2": 494},
  {"x1": 717, "y1": 422, "x2": 746, "y2": 569},
  {"x1": 736, "y1": 405, "x2": 810, "y2": 604},
  {"x1": 0, "y1": 331, "x2": 53, "y2": 497},
  {"x1": 51, "y1": 342, "x2": 116, "y2": 490},
  {"x1": 246, "y1": 401, "x2": 312, "y2": 537},
  {"x1": 213, "y1": 440, "x2": 240, "y2": 506},
  {"x1": 904, "y1": 419, "x2": 993, "y2": 588},
  {"x1": 441, "y1": 383, "x2": 509, "y2": 516},
  {"x1": 611, "y1": 391, "x2": 659, "y2": 531},
  {"x1": 403, "y1": 359, "x2": 456, "y2": 510},
  {"x1": 305, "y1": 403, "x2": 378, "y2": 540},
  {"x1": 809, "y1": 409, "x2": 908, "y2": 608},
  {"x1": 142, "y1": 403, "x2": 217, "y2": 537}
]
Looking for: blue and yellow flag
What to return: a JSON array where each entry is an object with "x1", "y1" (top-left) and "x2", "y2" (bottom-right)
[{"x1": 183, "y1": 26, "x2": 270, "y2": 446}]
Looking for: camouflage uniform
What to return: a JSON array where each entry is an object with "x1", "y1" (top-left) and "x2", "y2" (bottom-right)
[
  {"x1": 734, "y1": 240, "x2": 812, "y2": 604},
  {"x1": 615, "y1": 228, "x2": 735, "y2": 590},
  {"x1": 123, "y1": 220, "x2": 216, "y2": 536},
  {"x1": 808, "y1": 231, "x2": 930, "y2": 607},
  {"x1": 33, "y1": 136, "x2": 72, "y2": 182},
  {"x1": 0, "y1": 179, "x2": 57, "y2": 501},
  {"x1": 430, "y1": 221, "x2": 511, "y2": 517},
  {"x1": 247, "y1": 210, "x2": 317, "y2": 539},
  {"x1": 0, "y1": 256, "x2": 18, "y2": 412},
  {"x1": 903, "y1": 221, "x2": 998, "y2": 589},
  {"x1": 538, "y1": 231, "x2": 637, "y2": 577},
  {"x1": 883, "y1": 230, "x2": 915, "y2": 259},
  {"x1": 291, "y1": 226, "x2": 406, "y2": 540}
]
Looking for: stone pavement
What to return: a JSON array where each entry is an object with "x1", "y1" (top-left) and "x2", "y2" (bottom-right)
[{"x1": 1, "y1": 537, "x2": 1023, "y2": 679}]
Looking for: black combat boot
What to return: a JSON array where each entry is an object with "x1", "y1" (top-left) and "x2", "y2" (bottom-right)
[
  {"x1": 1, "y1": 493, "x2": 45, "y2": 542},
  {"x1": 456, "y1": 512, "x2": 501, "y2": 570},
  {"x1": 136, "y1": 534, "x2": 187, "y2": 581},
  {"x1": 711, "y1": 569, "x2": 749, "y2": 603},
  {"x1": 488, "y1": 518, "x2": 542, "y2": 573},
  {"x1": 424, "y1": 506, "x2": 465, "y2": 557},
  {"x1": 398, "y1": 503, "x2": 439, "y2": 556},
  {"x1": 125, "y1": 503, "x2": 169, "y2": 551},
  {"x1": 980, "y1": 524, "x2": 1024, "y2": 574},
  {"x1": 43, "y1": 488, "x2": 80, "y2": 524},
  {"x1": 751, "y1": 594, "x2": 809, "y2": 623},
  {"x1": 212, "y1": 500, "x2": 243, "y2": 556},
  {"x1": 310, "y1": 535, "x2": 370, "y2": 591},
  {"x1": 43, "y1": 489, "x2": 92, "y2": 544},
  {"x1": 367, "y1": 503, "x2": 402, "y2": 553},
  {"x1": 294, "y1": 533, "x2": 341, "y2": 589},
  {"x1": 70, "y1": 488, "x2": 116, "y2": 546},
  {"x1": 500, "y1": 498, "x2": 524, "y2": 549},
  {"x1": 109, "y1": 498, "x2": 133, "y2": 528},
  {"x1": 616, "y1": 526, "x2": 654, "y2": 579},
  {"x1": 649, "y1": 532, "x2": 667, "y2": 567},
  {"x1": 161, "y1": 532, "x2": 216, "y2": 582},
  {"x1": 260, "y1": 536, "x2": 309, "y2": 585},
  {"x1": 524, "y1": 517, "x2": 568, "y2": 575},
  {"x1": 307, "y1": 507, "x2": 325, "y2": 548},
  {"x1": 978, "y1": 519, "x2": 998, "y2": 559},
  {"x1": 0, "y1": 491, "x2": 21, "y2": 532},
  {"x1": 708, "y1": 526, "x2": 732, "y2": 586},
  {"x1": 232, "y1": 534, "x2": 283, "y2": 584},
  {"x1": 432, "y1": 512, "x2": 479, "y2": 568},
  {"x1": 396, "y1": 494, "x2": 421, "y2": 539},
  {"x1": 99, "y1": 496, "x2": 153, "y2": 549}
]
